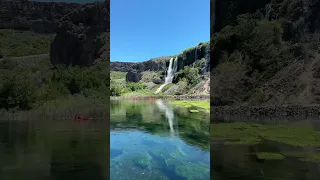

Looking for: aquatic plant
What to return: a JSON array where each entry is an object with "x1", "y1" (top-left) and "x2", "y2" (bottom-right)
[
  {"x1": 256, "y1": 152, "x2": 285, "y2": 160},
  {"x1": 211, "y1": 122, "x2": 320, "y2": 147},
  {"x1": 169, "y1": 100, "x2": 209, "y2": 111}
]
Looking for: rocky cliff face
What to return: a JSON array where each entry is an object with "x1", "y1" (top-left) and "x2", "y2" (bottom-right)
[
  {"x1": 0, "y1": 0, "x2": 82, "y2": 33},
  {"x1": 110, "y1": 42, "x2": 210, "y2": 74},
  {"x1": 214, "y1": 0, "x2": 320, "y2": 42},
  {"x1": 50, "y1": 1, "x2": 109, "y2": 66},
  {"x1": 212, "y1": 0, "x2": 320, "y2": 106}
]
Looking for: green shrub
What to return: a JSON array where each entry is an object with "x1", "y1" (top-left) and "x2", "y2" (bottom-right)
[
  {"x1": 0, "y1": 29, "x2": 55, "y2": 57},
  {"x1": 126, "y1": 82, "x2": 147, "y2": 91},
  {"x1": 110, "y1": 84, "x2": 122, "y2": 96},
  {"x1": 121, "y1": 87, "x2": 132, "y2": 94},
  {"x1": 184, "y1": 67, "x2": 201, "y2": 86}
]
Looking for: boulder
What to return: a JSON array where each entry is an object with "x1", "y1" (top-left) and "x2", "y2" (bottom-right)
[{"x1": 126, "y1": 71, "x2": 142, "y2": 83}]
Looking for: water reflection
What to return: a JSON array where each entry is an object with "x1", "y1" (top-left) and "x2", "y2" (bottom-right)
[
  {"x1": 0, "y1": 119, "x2": 109, "y2": 180},
  {"x1": 155, "y1": 99, "x2": 176, "y2": 137},
  {"x1": 110, "y1": 100, "x2": 210, "y2": 180}
]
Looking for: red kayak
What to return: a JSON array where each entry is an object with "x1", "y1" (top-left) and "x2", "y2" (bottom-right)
[{"x1": 73, "y1": 116, "x2": 88, "y2": 122}]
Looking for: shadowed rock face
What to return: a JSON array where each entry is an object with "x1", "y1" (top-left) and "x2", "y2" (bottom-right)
[
  {"x1": 214, "y1": 0, "x2": 320, "y2": 41},
  {"x1": 50, "y1": 1, "x2": 109, "y2": 66},
  {"x1": 0, "y1": 0, "x2": 82, "y2": 33},
  {"x1": 126, "y1": 71, "x2": 142, "y2": 83},
  {"x1": 211, "y1": 0, "x2": 320, "y2": 106}
]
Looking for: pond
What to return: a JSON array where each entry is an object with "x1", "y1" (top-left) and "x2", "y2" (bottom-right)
[
  {"x1": 211, "y1": 116, "x2": 320, "y2": 180},
  {"x1": 110, "y1": 99, "x2": 210, "y2": 180},
  {"x1": 0, "y1": 118, "x2": 109, "y2": 180}
]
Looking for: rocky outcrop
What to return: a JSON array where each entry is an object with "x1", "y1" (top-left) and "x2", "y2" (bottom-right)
[
  {"x1": 176, "y1": 42, "x2": 210, "y2": 73},
  {"x1": 110, "y1": 42, "x2": 210, "y2": 74},
  {"x1": 50, "y1": 1, "x2": 109, "y2": 66},
  {"x1": 0, "y1": 0, "x2": 82, "y2": 33},
  {"x1": 126, "y1": 71, "x2": 141, "y2": 83},
  {"x1": 214, "y1": 0, "x2": 320, "y2": 42},
  {"x1": 214, "y1": 0, "x2": 271, "y2": 32}
]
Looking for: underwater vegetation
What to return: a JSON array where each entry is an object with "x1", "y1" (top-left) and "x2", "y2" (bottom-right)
[
  {"x1": 212, "y1": 122, "x2": 320, "y2": 162},
  {"x1": 130, "y1": 147, "x2": 209, "y2": 180},
  {"x1": 256, "y1": 152, "x2": 285, "y2": 160}
]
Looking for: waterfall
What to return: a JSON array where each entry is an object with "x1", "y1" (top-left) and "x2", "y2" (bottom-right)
[
  {"x1": 155, "y1": 56, "x2": 178, "y2": 94},
  {"x1": 265, "y1": 4, "x2": 272, "y2": 20}
]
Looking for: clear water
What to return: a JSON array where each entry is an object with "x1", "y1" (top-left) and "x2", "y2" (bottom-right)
[
  {"x1": 110, "y1": 100, "x2": 210, "y2": 180},
  {"x1": 211, "y1": 116, "x2": 320, "y2": 180},
  {"x1": 0, "y1": 119, "x2": 109, "y2": 180}
]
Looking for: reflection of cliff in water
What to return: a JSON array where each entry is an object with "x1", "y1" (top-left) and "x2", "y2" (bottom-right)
[
  {"x1": 110, "y1": 100, "x2": 210, "y2": 151},
  {"x1": 0, "y1": 120, "x2": 109, "y2": 180}
]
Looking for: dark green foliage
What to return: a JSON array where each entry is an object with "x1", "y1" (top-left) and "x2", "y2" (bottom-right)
[
  {"x1": 126, "y1": 82, "x2": 147, "y2": 91},
  {"x1": 175, "y1": 67, "x2": 201, "y2": 87},
  {"x1": 110, "y1": 84, "x2": 122, "y2": 96},
  {"x1": 0, "y1": 57, "x2": 109, "y2": 110},
  {"x1": 212, "y1": 14, "x2": 296, "y2": 105},
  {"x1": 0, "y1": 29, "x2": 55, "y2": 57}
]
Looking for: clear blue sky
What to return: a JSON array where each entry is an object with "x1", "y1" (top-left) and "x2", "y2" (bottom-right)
[{"x1": 111, "y1": 0, "x2": 210, "y2": 62}]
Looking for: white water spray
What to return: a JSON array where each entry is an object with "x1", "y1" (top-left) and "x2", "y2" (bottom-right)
[{"x1": 155, "y1": 56, "x2": 178, "y2": 94}]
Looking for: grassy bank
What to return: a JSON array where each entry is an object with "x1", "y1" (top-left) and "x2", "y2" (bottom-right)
[
  {"x1": 0, "y1": 95, "x2": 109, "y2": 120},
  {"x1": 0, "y1": 29, "x2": 55, "y2": 58},
  {"x1": 169, "y1": 100, "x2": 210, "y2": 113}
]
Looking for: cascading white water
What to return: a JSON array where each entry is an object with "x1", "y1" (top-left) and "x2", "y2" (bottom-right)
[
  {"x1": 265, "y1": 4, "x2": 272, "y2": 19},
  {"x1": 155, "y1": 56, "x2": 178, "y2": 94}
]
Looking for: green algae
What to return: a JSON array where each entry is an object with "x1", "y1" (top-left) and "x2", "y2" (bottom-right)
[
  {"x1": 169, "y1": 100, "x2": 209, "y2": 113},
  {"x1": 224, "y1": 137, "x2": 262, "y2": 145},
  {"x1": 189, "y1": 109, "x2": 199, "y2": 113},
  {"x1": 211, "y1": 122, "x2": 320, "y2": 147},
  {"x1": 256, "y1": 152, "x2": 285, "y2": 160},
  {"x1": 299, "y1": 153, "x2": 320, "y2": 162},
  {"x1": 282, "y1": 151, "x2": 320, "y2": 162},
  {"x1": 175, "y1": 163, "x2": 210, "y2": 180}
]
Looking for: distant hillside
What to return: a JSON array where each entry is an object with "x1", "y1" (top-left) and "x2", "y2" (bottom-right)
[
  {"x1": 110, "y1": 42, "x2": 210, "y2": 74},
  {"x1": 211, "y1": 0, "x2": 320, "y2": 106},
  {"x1": 110, "y1": 42, "x2": 210, "y2": 97}
]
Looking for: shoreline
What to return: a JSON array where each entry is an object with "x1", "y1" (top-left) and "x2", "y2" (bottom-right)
[
  {"x1": 212, "y1": 105, "x2": 320, "y2": 117},
  {"x1": 111, "y1": 94, "x2": 210, "y2": 100}
]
